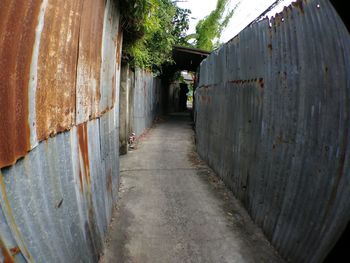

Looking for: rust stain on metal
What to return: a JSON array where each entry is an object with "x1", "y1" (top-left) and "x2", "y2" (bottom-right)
[
  {"x1": 228, "y1": 78, "x2": 264, "y2": 88},
  {"x1": 292, "y1": 0, "x2": 304, "y2": 14},
  {"x1": 77, "y1": 123, "x2": 90, "y2": 185},
  {"x1": 79, "y1": 169, "x2": 84, "y2": 192},
  {"x1": 107, "y1": 170, "x2": 112, "y2": 193},
  {"x1": 9, "y1": 246, "x2": 21, "y2": 256},
  {"x1": 0, "y1": 0, "x2": 41, "y2": 168},
  {"x1": 274, "y1": 13, "x2": 283, "y2": 26},
  {"x1": 112, "y1": 75, "x2": 116, "y2": 106},
  {"x1": 0, "y1": 239, "x2": 14, "y2": 263},
  {"x1": 36, "y1": 0, "x2": 83, "y2": 141},
  {"x1": 115, "y1": 26, "x2": 123, "y2": 70},
  {"x1": 76, "y1": 0, "x2": 105, "y2": 122},
  {"x1": 268, "y1": 43, "x2": 272, "y2": 53},
  {"x1": 258, "y1": 78, "x2": 264, "y2": 88},
  {"x1": 0, "y1": 174, "x2": 32, "y2": 260}
]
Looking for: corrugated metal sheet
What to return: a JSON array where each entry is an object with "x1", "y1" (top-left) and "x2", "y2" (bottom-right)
[
  {"x1": 128, "y1": 69, "x2": 136, "y2": 136},
  {"x1": 0, "y1": 199, "x2": 26, "y2": 263},
  {"x1": 0, "y1": 107, "x2": 119, "y2": 262},
  {"x1": 0, "y1": 0, "x2": 121, "y2": 261},
  {"x1": 0, "y1": 0, "x2": 41, "y2": 168},
  {"x1": 195, "y1": 0, "x2": 350, "y2": 262},
  {"x1": 0, "y1": 0, "x2": 121, "y2": 168},
  {"x1": 76, "y1": 0, "x2": 105, "y2": 124},
  {"x1": 133, "y1": 69, "x2": 161, "y2": 137},
  {"x1": 100, "y1": 0, "x2": 123, "y2": 114},
  {"x1": 35, "y1": 0, "x2": 82, "y2": 141}
]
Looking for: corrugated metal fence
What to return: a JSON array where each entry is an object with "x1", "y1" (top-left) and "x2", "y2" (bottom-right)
[
  {"x1": 195, "y1": 0, "x2": 350, "y2": 262},
  {"x1": 133, "y1": 69, "x2": 162, "y2": 137},
  {"x1": 0, "y1": 0, "x2": 122, "y2": 261}
]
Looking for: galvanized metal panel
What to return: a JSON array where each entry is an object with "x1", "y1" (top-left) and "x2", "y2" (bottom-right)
[
  {"x1": 0, "y1": 107, "x2": 119, "y2": 262},
  {"x1": 0, "y1": 0, "x2": 122, "y2": 260},
  {"x1": 100, "y1": 106, "x2": 120, "y2": 208},
  {"x1": 133, "y1": 69, "x2": 161, "y2": 137},
  {"x1": 0, "y1": 0, "x2": 41, "y2": 168},
  {"x1": 28, "y1": 0, "x2": 49, "y2": 149},
  {"x1": 100, "y1": 0, "x2": 120, "y2": 114},
  {"x1": 0, "y1": 203, "x2": 26, "y2": 263},
  {"x1": 195, "y1": 0, "x2": 350, "y2": 262}
]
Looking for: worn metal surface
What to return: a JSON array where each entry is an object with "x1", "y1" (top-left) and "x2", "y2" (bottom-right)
[
  {"x1": 133, "y1": 69, "x2": 161, "y2": 137},
  {"x1": 0, "y1": 0, "x2": 122, "y2": 168},
  {"x1": 35, "y1": 0, "x2": 82, "y2": 141},
  {"x1": 100, "y1": 0, "x2": 123, "y2": 115},
  {"x1": 128, "y1": 70, "x2": 136, "y2": 136},
  {"x1": 0, "y1": 0, "x2": 121, "y2": 261},
  {"x1": 0, "y1": 202, "x2": 26, "y2": 263},
  {"x1": 76, "y1": 0, "x2": 105, "y2": 124},
  {"x1": 119, "y1": 63, "x2": 131, "y2": 155},
  {"x1": 195, "y1": 0, "x2": 350, "y2": 262},
  {"x1": 0, "y1": 0, "x2": 41, "y2": 168},
  {"x1": 0, "y1": 106, "x2": 119, "y2": 262}
]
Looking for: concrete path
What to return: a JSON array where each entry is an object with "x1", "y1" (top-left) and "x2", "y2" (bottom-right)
[{"x1": 102, "y1": 113, "x2": 284, "y2": 263}]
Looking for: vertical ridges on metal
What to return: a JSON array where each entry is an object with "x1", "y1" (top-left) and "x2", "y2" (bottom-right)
[
  {"x1": 195, "y1": 0, "x2": 350, "y2": 262},
  {"x1": 0, "y1": 0, "x2": 122, "y2": 261}
]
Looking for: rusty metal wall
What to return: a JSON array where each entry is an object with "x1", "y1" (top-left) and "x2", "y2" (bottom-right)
[
  {"x1": 0, "y1": 0, "x2": 122, "y2": 261},
  {"x1": 133, "y1": 69, "x2": 162, "y2": 137},
  {"x1": 195, "y1": 0, "x2": 350, "y2": 262},
  {"x1": 0, "y1": 0, "x2": 41, "y2": 168}
]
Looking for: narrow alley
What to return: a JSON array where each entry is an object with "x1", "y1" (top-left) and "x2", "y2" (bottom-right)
[
  {"x1": 103, "y1": 113, "x2": 283, "y2": 263},
  {"x1": 1, "y1": 0, "x2": 349, "y2": 262}
]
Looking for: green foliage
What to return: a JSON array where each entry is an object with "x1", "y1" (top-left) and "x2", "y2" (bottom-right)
[
  {"x1": 120, "y1": 0, "x2": 191, "y2": 73},
  {"x1": 172, "y1": 7, "x2": 191, "y2": 47},
  {"x1": 191, "y1": 0, "x2": 235, "y2": 51}
]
